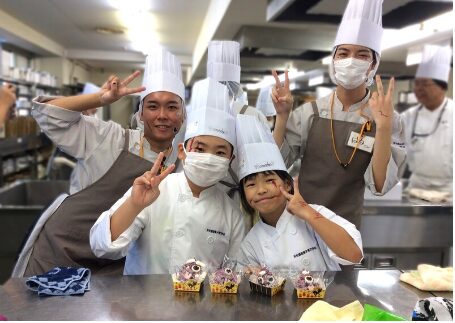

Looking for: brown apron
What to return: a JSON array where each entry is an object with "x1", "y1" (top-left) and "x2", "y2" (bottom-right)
[
  {"x1": 24, "y1": 130, "x2": 153, "y2": 276},
  {"x1": 298, "y1": 101, "x2": 376, "y2": 228}
]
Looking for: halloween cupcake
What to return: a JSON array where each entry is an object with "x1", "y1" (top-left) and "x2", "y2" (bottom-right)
[
  {"x1": 293, "y1": 270, "x2": 326, "y2": 298},
  {"x1": 172, "y1": 258, "x2": 207, "y2": 292},
  {"x1": 248, "y1": 266, "x2": 285, "y2": 296}
]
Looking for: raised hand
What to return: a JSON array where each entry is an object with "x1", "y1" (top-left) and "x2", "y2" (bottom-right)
[
  {"x1": 369, "y1": 75, "x2": 395, "y2": 131},
  {"x1": 0, "y1": 83, "x2": 16, "y2": 122},
  {"x1": 279, "y1": 177, "x2": 314, "y2": 221},
  {"x1": 270, "y1": 70, "x2": 294, "y2": 116},
  {"x1": 130, "y1": 152, "x2": 175, "y2": 210},
  {"x1": 99, "y1": 70, "x2": 146, "y2": 105}
]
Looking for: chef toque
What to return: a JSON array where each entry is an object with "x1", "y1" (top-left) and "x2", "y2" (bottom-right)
[
  {"x1": 82, "y1": 82, "x2": 100, "y2": 95},
  {"x1": 256, "y1": 86, "x2": 276, "y2": 117},
  {"x1": 416, "y1": 45, "x2": 452, "y2": 83},
  {"x1": 334, "y1": 0, "x2": 383, "y2": 54},
  {"x1": 184, "y1": 78, "x2": 236, "y2": 147},
  {"x1": 236, "y1": 114, "x2": 286, "y2": 181},
  {"x1": 207, "y1": 41, "x2": 241, "y2": 84},
  {"x1": 140, "y1": 46, "x2": 185, "y2": 105}
]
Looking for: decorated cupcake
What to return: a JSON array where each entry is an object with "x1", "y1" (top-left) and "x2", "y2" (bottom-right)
[
  {"x1": 209, "y1": 266, "x2": 241, "y2": 294},
  {"x1": 293, "y1": 270, "x2": 326, "y2": 298},
  {"x1": 172, "y1": 258, "x2": 207, "y2": 292},
  {"x1": 249, "y1": 266, "x2": 285, "y2": 296}
]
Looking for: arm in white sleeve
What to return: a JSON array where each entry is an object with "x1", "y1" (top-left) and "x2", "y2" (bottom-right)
[
  {"x1": 90, "y1": 187, "x2": 147, "y2": 260},
  {"x1": 312, "y1": 205, "x2": 363, "y2": 266},
  {"x1": 365, "y1": 111, "x2": 407, "y2": 195},
  {"x1": 280, "y1": 103, "x2": 313, "y2": 168},
  {"x1": 32, "y1": 96, "x2": 124, "y2": 159}
]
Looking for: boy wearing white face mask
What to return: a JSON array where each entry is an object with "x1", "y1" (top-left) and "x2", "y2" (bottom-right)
[
  {"x1": 271, "y1": 0, "x2": 406, "y2": 228},
  {"x1": 90, "y1": 78, "x2": 246, "y2": 275}
]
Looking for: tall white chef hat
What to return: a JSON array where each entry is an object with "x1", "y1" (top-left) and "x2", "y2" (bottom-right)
[
  {"x1": 184, "y1": 77, "x2": 236, "y2": 147},
  {"x1": 207, "y1": 40, "x2": 241, "y2": 84},
  {"x1": 334, "y1": 0, "x2": 384, "y2": 54},
  {"x1": 140, "y1": 45, "x2": 185, "y2": 104},
  {"x1": 416, "y1": 45, "x2": 452, "y2": 83},
  {"x1": 82, "y1": 82, "x2": 100, "y2": 95},
  {"x1": 236, "y1": 114, "x2": 286, "y2": 181},
  {"x1": 256, "y1": 86, "x2": 276, "y2": 117}
]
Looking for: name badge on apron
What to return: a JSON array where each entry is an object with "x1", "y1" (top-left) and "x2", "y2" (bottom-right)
[{"x1": 346, "y1": 131, "x2": 374, "y2": 153}]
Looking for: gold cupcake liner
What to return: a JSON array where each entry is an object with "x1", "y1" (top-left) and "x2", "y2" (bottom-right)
[
  {"x1": 295, "y1": 287, "x2": 326, "y2": 298},
  {"x1": 172, "y1": 272, "x2": 206, "y2": 292},
  {"x1": 249, "y1": 279, "x2": 286, "y2": 297}
]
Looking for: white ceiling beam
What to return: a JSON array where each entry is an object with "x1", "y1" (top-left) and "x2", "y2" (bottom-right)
[{"x1": 0, "y1": 8, "x2": 65, "y2": 57}]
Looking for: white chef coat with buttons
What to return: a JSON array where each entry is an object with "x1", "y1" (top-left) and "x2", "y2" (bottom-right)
[
  {"x1": 90, "y1": 172, "x2": 246, "y2": 275},
  {"x1": 401, "y1": 98, "x2": 453, "y2": 193},
  {"x1": 280, "y1": 91, "x2": 407, "y2": 195},
  {"x1": 236, "y1": 205, "x2": 363, "y2": 271},
  {"x1": 32, "y1": 96, "x2": 179, "y2": 194}
]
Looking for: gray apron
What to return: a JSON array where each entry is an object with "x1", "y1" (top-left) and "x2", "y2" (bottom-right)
[
  {"x1": 298, "y1": 101, "x2": 376, "y2": 228},
  {"x1": 24, "y1": 130, "x2": 153, "y2": 276}
]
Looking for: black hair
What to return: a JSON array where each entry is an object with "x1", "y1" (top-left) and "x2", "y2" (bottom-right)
[
  {"x1": 239, "y1": 170, "x2": 294, "y2": 215},
  {"x1": 183, "y1": 138, "x2": 234, "y2": 158},
  {"x1": 432, "y1": 79, "x2": 448, "y2": 91}
]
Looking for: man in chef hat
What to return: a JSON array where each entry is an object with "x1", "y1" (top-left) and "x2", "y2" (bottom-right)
[
  {"x1": 271, "y1": 0, "x2": 406, "y2": 228},
  {"x1": 256, "y1": 85, "x2": 277, "y2": 130},
  {"x1": 401, "y1": 44, "x2": 453, "y2": 194},
  {"x1": 16, "y1": 46, "x2": 187, "y2": 277},
  {"x1": 90, "y1": 78, "x2": 245, "y2": 275},
  {"x1": 207, "y1": 40, "x2": 269, "y2": 228}
]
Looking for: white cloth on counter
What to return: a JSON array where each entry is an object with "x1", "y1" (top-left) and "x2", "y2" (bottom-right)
[
  {"x1": 236, "y1": 206, "x2": 363, "y2": 271},
  {"x1": 400, "y1": 264, "x2": 453, "y2": 291},
  {"x1": 280, "y1": 91, "x2": 407, "y2": 196},
  {"x1": 32, "y1": 96, "x2": 179, "y2": 194},
  {"x1": 90, "y1": 172, "x2": 246, "y2": 275},
  {"x1": 408, "y1": 188, "x2": 451, "y2": 203},
  {"x1": 401, "y1": 98, "x2": 453, "y2": 194}
]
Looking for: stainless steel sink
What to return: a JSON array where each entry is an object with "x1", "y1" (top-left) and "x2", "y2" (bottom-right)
[{"x1": 0, "y1": 180, "x2": 69, "y2": 283}]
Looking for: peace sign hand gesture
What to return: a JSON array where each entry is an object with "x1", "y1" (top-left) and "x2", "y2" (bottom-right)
[
  {"x1": 131, "y1": 152, "x2": 175, "y2": 210},
  {"x1": 279, "y1": 177, "x2": 313, "y2": 221},
  {"x1": 369, "y1": 75, "x2": 395, "y2": 131},
  {"x1": 271, "y1": 70, "x2": 294, "y2": 116},
  {"x1": 99, "y1": 70, "x2": 146, "y2": 105}
]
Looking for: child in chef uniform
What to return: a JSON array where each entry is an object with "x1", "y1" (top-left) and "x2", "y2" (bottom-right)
[{"x1": 235, "y1": 114, "x2": 363, "y2": 271}]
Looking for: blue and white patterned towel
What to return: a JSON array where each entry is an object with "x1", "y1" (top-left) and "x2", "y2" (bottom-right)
[{"x1": 26, "y1": 267, "x2": 91, "y2": 296}]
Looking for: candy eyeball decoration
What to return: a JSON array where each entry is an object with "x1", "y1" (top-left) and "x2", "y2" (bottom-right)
[
  {"x1": 177, "y1": 258, "x2": 206, "y2": 282},
  {"x1": 248, "y1": 266, "x2": 286, "y2": 296},
  {"x1": 293, "y1": 270, "x2": 326, "y2": 299},
  {"x1": 257, "y1": 268, "x2": 276, "y2": 287}
]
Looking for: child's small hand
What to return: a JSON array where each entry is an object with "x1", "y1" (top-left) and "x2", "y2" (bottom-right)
[
  {"x1": 131, "y1": 152, "x2": 175, "y2": 210},
  {"x1": 279, "y1": 177, "x2": 314, "y2": 221}
]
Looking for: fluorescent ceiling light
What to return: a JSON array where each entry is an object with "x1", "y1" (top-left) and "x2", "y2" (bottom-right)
[
  {"x1": 246, "y1": 69, "x2": 305, "y2": 90},
  {"x1": 308, "y1": 74, "x2": 324, "y2": 87},
  {"x1": 406, "y1": 46, "x2": 423, "y2": 66}
]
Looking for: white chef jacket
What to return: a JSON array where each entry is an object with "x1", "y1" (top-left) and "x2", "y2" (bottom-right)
[
  {"x1": 401, "y1": 98, "x2": 453, "y2": 193},
  {"x1": 90, "y1": 172, "x2": 246, "y2": 275},
  {"x1": 236, "y1": 205, "x2": 363, "y2": 271},
  {"x1": 281, "y1": 91, "x2": 407, "y2": 195},
  {"x1": 32, "y1": 96, "x2": 179, "y2": 194}
]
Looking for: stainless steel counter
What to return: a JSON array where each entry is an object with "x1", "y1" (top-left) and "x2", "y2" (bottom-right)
[
  {"x1": 0, "y1": 270, "x2": 437, "y2": 320},
  {"x1": 360, "y1": 195, "x2": 452, "y2": 269}
]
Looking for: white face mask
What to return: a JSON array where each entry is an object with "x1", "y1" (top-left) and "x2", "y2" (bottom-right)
[
  {"x1": 182, "y1": 146, "x2": 230, "y2": 187},
  {"x1": 333, "y1": 58, "x2": 372, "y2": 90}
]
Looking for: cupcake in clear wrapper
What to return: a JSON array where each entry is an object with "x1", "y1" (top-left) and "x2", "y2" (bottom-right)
[
  {"x1": 172, "y1": 258, "x2": 207, "y2": 292},
  {"x1": 248, "y1": 266, "x2": 286, "y2": 296},
  {"x1": 209, "y1": 266, "x2": 241, "y2": 294},
  {"x1": 292, "y1": 270, "x2": 326, "y2": 298}
]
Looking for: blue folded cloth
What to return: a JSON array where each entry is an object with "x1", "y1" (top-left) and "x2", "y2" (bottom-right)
[
  {"x1": 412, "y1": 297, "x2": 453, "y2": 321},
  {"x1": 25, "y1": 266, "x2": 91, "y2": 296}
]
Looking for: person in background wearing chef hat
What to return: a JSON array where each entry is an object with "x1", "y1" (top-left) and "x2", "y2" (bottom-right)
[
  {"x1": 271, "y1": 0, "x2": 406, "y2": 228},
  {"x1": 90, "y1": 78, "x2": 245, "y2": 274},
  {"x1": 235, "y1": 115, "x2": 362, "y2": 270},
  {"x1": 401, "y1": 45, "x2": 453, "y2": 196},
  {"x1": 207, "y1": 40, "x2": 269, "y2": 229},
  {"x1": 14, "y1": 46, "x2": 187, "y2": 277},
  {"x1": 256, "y1": 85, "x2": 277, "y2": 130}
]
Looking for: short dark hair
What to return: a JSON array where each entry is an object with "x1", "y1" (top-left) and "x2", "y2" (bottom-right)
[
  {"x1": 183, "y1": 138, "x2": 234, "y2": 158},
  {"x1": 239, "y1": 170, "x2": 294, "y2": 215},
  {"x1": 432, "y1": 79, "x2": 448, "y2": 91}
]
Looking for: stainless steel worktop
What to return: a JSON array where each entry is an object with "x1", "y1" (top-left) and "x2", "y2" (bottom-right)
[{"x1": 0, "y1": 270, "x2": 442, "y2": 320}]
